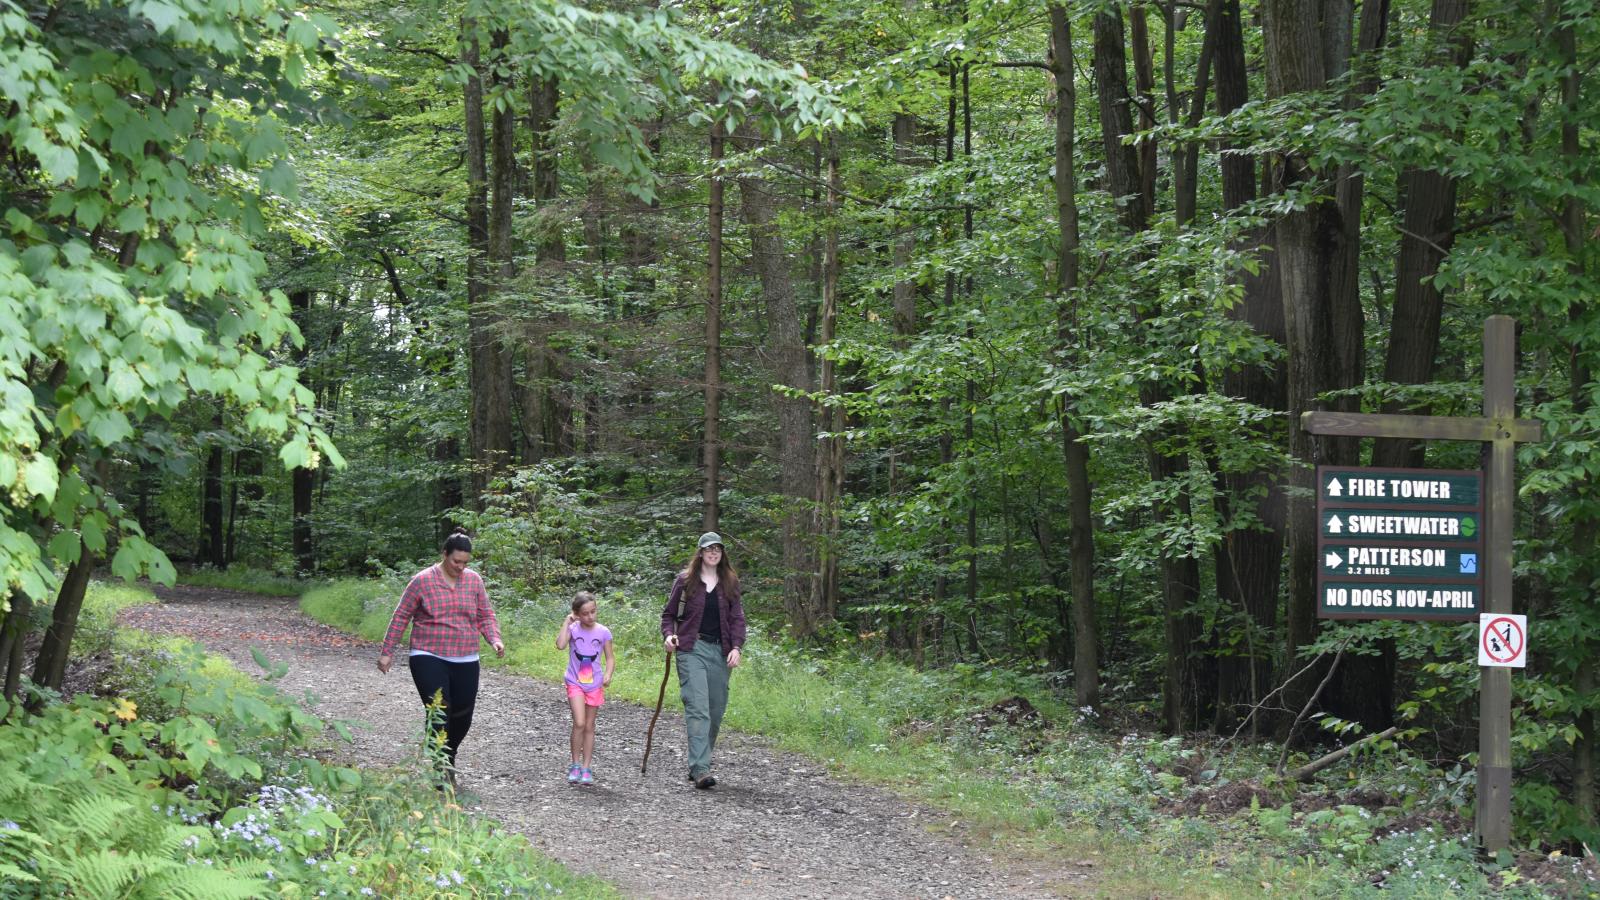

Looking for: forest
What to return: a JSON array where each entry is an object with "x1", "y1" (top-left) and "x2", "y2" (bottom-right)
[{"x1": 2, "y1": 0, "x2": 1600, "y2": 892}]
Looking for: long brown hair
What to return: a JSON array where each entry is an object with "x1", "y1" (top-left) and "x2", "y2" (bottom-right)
[{"x1": 681, "y1": 544, "x2": 739, "y2": 591}]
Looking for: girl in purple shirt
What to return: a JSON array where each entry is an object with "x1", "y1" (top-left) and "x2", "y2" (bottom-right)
[{"x1": 556, "y1": 591, "x2": 614, "y2": 785}]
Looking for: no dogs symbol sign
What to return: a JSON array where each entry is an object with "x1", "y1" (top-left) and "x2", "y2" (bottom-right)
[{"x1": 1478, "y1": 614, "x2": 1527, "y2": 669}]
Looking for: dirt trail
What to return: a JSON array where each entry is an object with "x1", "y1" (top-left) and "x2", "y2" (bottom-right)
[{"x1": 121, "y1": 585, "x2": 1092, "y2": 899}]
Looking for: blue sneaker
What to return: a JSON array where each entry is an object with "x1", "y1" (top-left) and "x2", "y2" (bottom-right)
[
  {"x1": 579, "y1": 767, "x2": 594, "y2": 785},
  {"x1": 567, "y1": 763, "x2": 581, "y2": 784}
]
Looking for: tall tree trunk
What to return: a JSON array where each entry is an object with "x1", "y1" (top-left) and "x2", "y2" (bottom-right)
[
  {"x1": 1051, "y1": 5, "x2": 1099, "y2": 709},
  {"x1": 702, "y1": 120, "x2": 724, "y2": 532},
  {"x1": 1212, "y1": 0, "x2": 1287, "y2": 734},
  {"x1": 1370, "y1": 0, "x2": 1468, "y2": 469},
  {"x1": 200, "y1": 417, "x2": 225, "y2": 568},
  {"x1": 1095, "y1": 3, "x2": 1205, "y2": 732},
  {"x1": 289, "y1": 289, "x2": 315, "y2": 574},
  {"x1": 1263, "y1": 0, "x2": 1357, "y2": 694},
  {"x1": 739, "y1": 137, "x2": 820, "y2": 637},
  {"x1": 960, "y1": 60, "x2": 982, "y2": 657},
  {"x1": 1315, "y1": 0, "x2": 1391, "y2": 731},
  {"x1": 810, "y1": 140, "x2": 845, "y2": 628},
  {"x1": 892, "y1": 113, "x2": 920, "y2": 339},
  {"x1": 1555, "y1": 11, "x2": 1598, "y2": 831},
  {"x1": 519, "y1": 74, "x2": 571, "y2": 464},
  {"x1": 0, "y1": 592, "x2": 30, "y2": 701},
  {"x1": 31, "y1": 551, "x2": 93, "y2": 690},
  {"x1": 463, "y1": 23, "x2": 511, "y2": 503},
  {"x1": 1128, "y1": 4, "x2": 1158, "y2": 216}
]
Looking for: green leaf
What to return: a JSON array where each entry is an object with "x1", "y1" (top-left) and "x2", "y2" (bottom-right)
[
  {"x1": 81, "y1": 513, "x2": 107, "y2": 554},
  {"x1": 22, "y1": 455, "x2": 58, "y2": 502},
  {"x1": 48, "y1": 530, "x2": 81, "y2": 566}
]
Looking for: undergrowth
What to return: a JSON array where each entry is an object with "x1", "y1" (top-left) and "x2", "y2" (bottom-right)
[{"x1": 0, "y1": 581, "x2": 615, "y2": 898}]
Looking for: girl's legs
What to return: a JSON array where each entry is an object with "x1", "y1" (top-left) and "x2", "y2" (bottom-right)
[
  {"x1": 567, "y1": 692, "x2": 588, "y2": 763},
  {"x1": 582, "y1": 705, "x2": 597, "y2": 767}
]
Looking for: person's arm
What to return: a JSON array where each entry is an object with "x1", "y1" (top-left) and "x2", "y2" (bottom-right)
[
  {"x1": 476, "y1": 576, "x2": 505, "y2": 656},
  {"x1": 556, "y1": 613, "x2": 576, "y2": 650},
  {"x1": 660, "y1": 575, "x2": 684, "y2": 651},
  {"x1": 602, "y1": 635, "x2": 615, "y2": 686},
  {"x1": 726, "y1": 583, "x2": 747, "y2": 669},
  {"x1": 378, "y1": 578, "x2": 423, "y2": 672}
]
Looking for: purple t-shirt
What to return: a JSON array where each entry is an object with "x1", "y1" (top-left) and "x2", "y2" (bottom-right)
[{"x1": 564, "y1": 623, "x2": 611, "y2": 692}]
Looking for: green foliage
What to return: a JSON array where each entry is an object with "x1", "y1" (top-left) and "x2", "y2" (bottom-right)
[
  {"x1": 0, "y1": 587, "x2": 613, "y2": 897},
  {"x1": 0, "y1": 0, "x2": 345, "y2": 608},
  {"x1": 178, "y1": 567, "x2": 310, "y2": 598}
]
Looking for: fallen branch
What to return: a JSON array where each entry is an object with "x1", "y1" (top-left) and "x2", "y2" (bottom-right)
[
  {"x1": 1288, "y1": 726, "x2": 1401, "y2": 782},
  {"x1": 1275, "y1": 638, "x2": 1350, "y2": 775}
]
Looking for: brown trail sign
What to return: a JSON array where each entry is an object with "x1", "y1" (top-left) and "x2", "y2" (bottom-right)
[{"x1": 1301, "y1": 316, "x2": 1541, "y2": 854}]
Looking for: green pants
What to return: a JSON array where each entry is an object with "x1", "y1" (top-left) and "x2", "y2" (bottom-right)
[{"x1": 676, "y1": 639, "x2": 729, "y2": 778}]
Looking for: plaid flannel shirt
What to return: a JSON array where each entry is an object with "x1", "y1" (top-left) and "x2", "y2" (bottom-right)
[{"x1": 380, "y1": 565, "x2": 502, "y2": 658}]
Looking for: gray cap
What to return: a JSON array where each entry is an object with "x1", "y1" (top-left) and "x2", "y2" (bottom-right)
[{"x1": 698, "y1": 531, "x2": 724, "y2": 549}]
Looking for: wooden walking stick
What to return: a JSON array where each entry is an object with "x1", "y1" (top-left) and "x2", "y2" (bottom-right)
[{"x1": 641, "y1": 649, "x2": 672, "y2": 774}]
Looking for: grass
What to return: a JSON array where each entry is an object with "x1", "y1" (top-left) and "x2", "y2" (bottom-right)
[
  {"x1": 293, "y1": 576, "x2": 1570, "y2": 899},
  {"x1": 179, "y1": 566, "x2": 311, "y2": 597}
]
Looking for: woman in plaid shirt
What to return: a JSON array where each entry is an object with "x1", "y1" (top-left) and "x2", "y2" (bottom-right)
[{"x1": 377, "y1": 531, "x2": 505, "y2": 783}]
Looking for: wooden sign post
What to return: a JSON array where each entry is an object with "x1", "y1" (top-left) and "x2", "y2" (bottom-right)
[{"x1": 1302, "y1": 315, "x2": 1541, "y2": 854}]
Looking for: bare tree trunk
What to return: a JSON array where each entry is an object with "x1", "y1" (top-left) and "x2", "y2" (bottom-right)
[
  {"x1": 810, "y1": 141, "x2": 845, "y2": 627},
  {"x1": 200, "y1": 414, "x2": 225, "y2": 568},
  {"x1": 31, "y1": 551, "x2": 93, "y2": 690},
  {"x1": 702, "y1": 121, "x2": 724, "y2": 532},
  {"x1": 1263, "y1": 0, "x2": 1357, "y2": 692},
  {"x1": 891, "y1": 113, "x2": 921, "y2": 339},
  {"x1": 1051, "y1": 4, "x2": 1099, "y2": 709},
  {"x1": 1212, "y1": 0, "x2": 1286, "y2": 734},
  {"x1": 289, "y1": 289, "x2": 315, "y2": 574},
  {"x1": 1555, "y1": 11, "x2": 1597, "y2": 830},
  {"x1": 1095, "y1": 2, "x2": 1204, "y2": 732},
  {"x1": 0, "y1": 592, "x2": 31, "y2": 701},
  {"x1": 737, "y1": 143, "x2": 820, "y2": 636},
  {"x1": 464, "y1": 23, "x2": 512, "y2": 502}
]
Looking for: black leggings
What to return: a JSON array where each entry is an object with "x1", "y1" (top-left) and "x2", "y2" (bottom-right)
[{"x1": 408, "y1": 655, "x2": 480, "y2": 767}]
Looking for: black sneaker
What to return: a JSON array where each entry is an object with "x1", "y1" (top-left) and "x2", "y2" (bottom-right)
[{"x1": 694, "y1": 773, "x2": 717, "y2": 790}]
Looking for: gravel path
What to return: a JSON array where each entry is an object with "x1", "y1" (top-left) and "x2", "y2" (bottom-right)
[{"x1": 120, "y1": 585, "x2": 1094, "y2": 899}]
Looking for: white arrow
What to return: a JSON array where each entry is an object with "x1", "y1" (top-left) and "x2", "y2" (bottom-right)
[
  {"x1": 1327, "y1": 515, "x2": 1344, "y2": 534},
  {"x1": 1326, "y1": 479, "x2": 1343, "y2": 497},
  {"x1": 1325, "y1": 551, "x2": 1343, "y2": 569}
]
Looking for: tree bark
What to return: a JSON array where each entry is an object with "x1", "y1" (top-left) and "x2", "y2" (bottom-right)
[
  {"x1": 1212, "y1": 0, "x2": 1287, "y2": 734},
  {"x1": 1263, "y1": 0, "x2": 1357, "y2": 692},
  {"x1": 200, "y1": 416, "x2": 225, "y2": 569},
  {"x1": 464, "y1": 23, "x2": 512, "y2": 502},
  {"x1": 702, "y1": 120, "x2": 724, "y2": 532},
  {"x1": 31, "y1": 551, "x2": 94, "y2": 690},
  {"x1": 1555, "y1": 11, "x2": 1597, "y2": 831},
  {"x1": 1095, "y1": 3, "x2": 1204, "y2": 731},
  {"x1": 891, "y1": 113, "x2": 920, "y2": 340},
  {"x1": 810, "y1": 141, "x2": 845, "y2": 629},
  {"x1": 289, "y1": 290, "x2": 315, "y2": 574},
  {"x1": 739, "y1": 150, "x2": 820, "y2": 637},
  {"x1": 1051, "y1": 5, "x2": 1099, "y2": 709}
]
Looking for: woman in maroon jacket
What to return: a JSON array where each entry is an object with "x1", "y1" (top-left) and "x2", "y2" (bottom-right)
[{"x1": 660, "y1": 532, "x2": 746, "y2": 788}]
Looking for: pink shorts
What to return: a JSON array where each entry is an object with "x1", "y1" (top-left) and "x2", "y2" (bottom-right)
[{"x1": 566, "y1": 684, "x2": 605, "y2": 707}]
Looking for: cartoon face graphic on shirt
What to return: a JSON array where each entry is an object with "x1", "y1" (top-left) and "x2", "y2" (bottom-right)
[{"x1": 572, "y1": 633, "x2": 603, "y2": 685}]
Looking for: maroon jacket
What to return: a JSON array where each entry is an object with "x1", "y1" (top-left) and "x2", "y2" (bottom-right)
[{"x1": 660, "y1": 571, "x2": 747, "y2": 656}]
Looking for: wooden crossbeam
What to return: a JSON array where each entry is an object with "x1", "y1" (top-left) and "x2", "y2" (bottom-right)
[{"x1": 1301, "y1": 411, "x2": 1542, "y2": 444}]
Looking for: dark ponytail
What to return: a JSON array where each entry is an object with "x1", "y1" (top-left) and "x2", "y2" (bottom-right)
[{"x1": 442, "y1": 530, "x2": 473, "y2": 556}]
